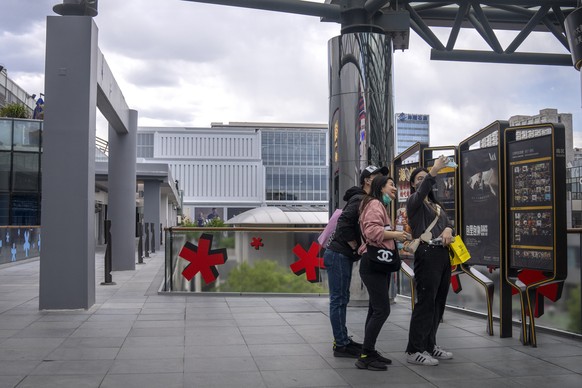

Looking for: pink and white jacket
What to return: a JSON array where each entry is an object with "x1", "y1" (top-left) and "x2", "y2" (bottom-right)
[{"x1": 357, "y1": 198, "x2": 396, "y2": 256}]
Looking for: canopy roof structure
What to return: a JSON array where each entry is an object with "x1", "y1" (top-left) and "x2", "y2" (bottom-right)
[
  {"x1": 183, "y1": 0, "x2": 577, "y2": 66},
  {"x1": 226, "y1": 206, "x2": 328, "y2": 226}
]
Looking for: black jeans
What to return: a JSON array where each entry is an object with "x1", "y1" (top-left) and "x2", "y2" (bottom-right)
[
  {"x1": 359, "y1": 255, "x2": 391, "y2": 353},
  {"x1": 406, "y1": 243, "x2": 451, "y2": 354}
]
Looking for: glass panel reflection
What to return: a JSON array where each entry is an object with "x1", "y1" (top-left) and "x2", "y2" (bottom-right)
[
  {"x1": 0, "y1": 152, "x2": 10, "y2": 191},
  {"x1": 12, "y1": 153, "x2": 39, "y2": 192},
  {"x1": 10, "y1": 193, "x2": 40, "y2": 226},
  {"x1": 0, "y1": 119, "x2": 12, "y2": 151},
  {"x1": 13, "y1": 120, "x2": 41, "y2": 151},
  {"x1": 164, "y1": 228, "x2": 328, "y2": 294}
]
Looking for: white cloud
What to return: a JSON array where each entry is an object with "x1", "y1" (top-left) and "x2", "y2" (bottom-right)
[{"x1": 1, "y1": 1, "x2": 580, "y2": 147}]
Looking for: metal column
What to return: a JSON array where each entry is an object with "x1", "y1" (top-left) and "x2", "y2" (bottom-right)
[
  {"x1": 328, "y1": 32, "x2": 395, "y2": 302},
  {"x1": 108, "y1": 109, "x2": 138, "y2": 270},
  {"x1": 40, "y1": 16, "x2": 97, "y2": 309}
]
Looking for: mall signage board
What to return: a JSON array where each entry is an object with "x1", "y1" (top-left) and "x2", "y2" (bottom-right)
[
  {"x1": 422, "y1": 146, "x2": 458, "y2": 229},
  {"x1": 504, "y1": 124, "x2": 567, "y2": 280},
  {"x1": 392, "y1": 142, "x2": 425, "y2": 258},
  {"x1": 458, "y1": 121, "x2": 508, "y2": 267}
]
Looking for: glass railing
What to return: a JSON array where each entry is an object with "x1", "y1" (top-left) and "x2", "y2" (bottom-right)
[
  {"x1": 163, "y1": 226, "x2": 582, "y2": 336},
  {"x1": 0, "y1": 226, "x2": 41, "y2": 264},
  {"x1": 398, "y1": 229, "x2": 582, "y2": 336},
  {"x1": 163, "y1": 227, "x2": 328, "y2": 295}
]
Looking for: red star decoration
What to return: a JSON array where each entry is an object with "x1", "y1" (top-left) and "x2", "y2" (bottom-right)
[
  {"x1": 290, "y1": 242, "x2": 325, "y2": 283},
  {"x1": 179, "y1": 233, "x2": 227, "y2": 284},
  {"x1": 511, "y1": 269, "x2": 564, "y2": 318},
  {"x1": 451, "y1": 273, "x2": 462, "y2": 294},
  {"x1": 250, "y1": 237, "x2": 264, "y2": 250}
]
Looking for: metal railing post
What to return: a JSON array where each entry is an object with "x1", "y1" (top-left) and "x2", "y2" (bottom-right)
[
  {"x1": 101, "y1": 219, "x2": 116, "y2": 285},
  {"x1": 144, "y1": 222, "x2": 150, "y2": 258},
  {"x1": 151, "y1": 222, "x2": 156, "y2": 253},
  {"x1": 137, "y1": 221, "x2": 144, "y2": 264}
]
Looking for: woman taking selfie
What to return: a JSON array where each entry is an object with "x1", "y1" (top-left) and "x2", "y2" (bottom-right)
[{"x1": 405, "y1": 155, "x2": 455, "y2": 366}]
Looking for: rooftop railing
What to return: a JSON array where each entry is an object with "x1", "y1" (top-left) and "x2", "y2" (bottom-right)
[{"x1": 163, "y1": 226, "x2": 582, "y2": 336}]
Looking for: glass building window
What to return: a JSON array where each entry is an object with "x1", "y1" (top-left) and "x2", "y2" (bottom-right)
[
  {"x1": 137, "y1": 133, "x2": 154, "y2": 158},
  {"x1": 10, "y1": 193, "x2": 40, "y2": 225},
  {"x1": 12, "y1": 152, "x2": 39, "y2": 192},
  {"x1": 0, "y1": 119, "x2": 12, "y2": 151},
  {"x1": 0, "y1": 193, "x2": 8, "y2": 225},
  {"x1": 13, "y1": 121, "x2": 41, "y2": 152},
  {"x1": 262, "y1": 129, "x2": 327, "y2": 203},
  {"x1": 0, "y1": 152, "x2": 10, "y2": 191}
]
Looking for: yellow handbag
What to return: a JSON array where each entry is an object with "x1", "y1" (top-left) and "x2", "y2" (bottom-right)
[{"x1": 449, "y1": 236, "x2": 471, "y2": 265}]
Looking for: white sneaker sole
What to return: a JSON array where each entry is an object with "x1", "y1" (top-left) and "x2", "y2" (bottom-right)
[{"x1": 406, "y1": 353, "x2": 439, "y2": 366}]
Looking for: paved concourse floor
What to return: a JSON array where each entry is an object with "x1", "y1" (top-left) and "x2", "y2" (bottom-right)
[{"x1": 0, "y1": 248, "x2": 581, "y2": 388}]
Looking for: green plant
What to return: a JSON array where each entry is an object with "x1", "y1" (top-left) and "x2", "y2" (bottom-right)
[
  {"x1": 206, "y1": 218, "x2": 225, "y2": 227},
  {"x1": 221, "y1": 236, "x2": 235, "y2": 248},
  {"x1": 567, "y1": 285, "x2": 581, "y2": 333},
  {"x1": 181, "y1": 216, "x2": 195, "y2": 227},
  {"x1": 220, "y1": 260, "x2": 326, "y2": 293},
  {"x1": 0, "y1": 103, "x2": 30, "y2": 118}
]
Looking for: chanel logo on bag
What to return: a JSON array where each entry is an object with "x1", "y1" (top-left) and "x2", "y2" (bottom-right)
[{"x1": 376, "y1": 249, "x2": 394, "y2": 263}]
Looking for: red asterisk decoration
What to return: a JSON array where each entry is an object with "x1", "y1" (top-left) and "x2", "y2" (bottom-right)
[
  {"x1": 290, "y1": 242, "x2": 325, "y2": 283},
  {"x1": 179, "y1": 233, "x2": 227, "y2": 284},
  {"x1": 511, "y1": 269, "x2": 564, "y2": 318},
  {"x1": 250, "y1": 237, "x2": 264, "y2": 250}
]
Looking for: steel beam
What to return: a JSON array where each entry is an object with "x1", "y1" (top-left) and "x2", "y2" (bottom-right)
[
  {"x1": 430, "y1": 49, "x2": 572, "y2": 66},
  {"x1": 181, "y1": 0, "x2": 341, "y2": 20}
]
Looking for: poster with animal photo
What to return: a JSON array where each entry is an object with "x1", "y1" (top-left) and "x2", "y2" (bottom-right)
[{"x1": 460, "y1": 146, "x2": 500, "y2": 266}]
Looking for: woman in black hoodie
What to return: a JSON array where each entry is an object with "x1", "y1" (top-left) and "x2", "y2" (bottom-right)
[{"x1": 323, "y1": 165, "x2": 387, "y2": 358}]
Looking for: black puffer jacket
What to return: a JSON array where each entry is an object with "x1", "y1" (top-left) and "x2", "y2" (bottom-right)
[{"x1": 326, "y1": 186, "x2": 366, "y2": 261}]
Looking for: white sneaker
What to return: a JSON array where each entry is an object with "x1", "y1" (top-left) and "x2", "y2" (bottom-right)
[
  {"x1": 406, "y1": 351, "x2": 439, "y2": 366},
  {"x1": 432, "y1": 345, "x2": 453, "y2": 360}
]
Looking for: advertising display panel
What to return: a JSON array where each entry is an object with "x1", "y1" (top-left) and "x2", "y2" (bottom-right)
[
  {"x1": 392, "y1": 143, "x2": 424, "y2": 259},
  {"x1": 458, "y1": 121, "x2": 508, "y2": 268},
  {"x1": 504, "y1": 124, "x2": 566, "y2": 279},
  {"x1": 422, "y1": 147, "x2": 458, "y2": 228},
  {"x1": 460, "y1": 146, "x2": 500, "y2": 266}
]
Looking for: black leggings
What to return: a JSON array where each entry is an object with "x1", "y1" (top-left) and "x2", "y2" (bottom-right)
[
  {"x1": 405, "y1": 244, "x2": 451, "y2": 354},
  {"x1": 359, "y1": 256, "x2": 392, "y2": 352}
]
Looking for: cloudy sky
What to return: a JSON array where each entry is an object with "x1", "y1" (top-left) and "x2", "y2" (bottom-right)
[{"x1": 2, "y1": 0, "x2": 580, "y2": 147}]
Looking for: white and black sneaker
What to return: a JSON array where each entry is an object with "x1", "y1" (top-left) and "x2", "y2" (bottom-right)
[
  {"x1": 431, "y1": 345, "x2": 453, "y2": 360},
  {"x1": 406, "y1": 351, "x2": 439, "y2": 366}
]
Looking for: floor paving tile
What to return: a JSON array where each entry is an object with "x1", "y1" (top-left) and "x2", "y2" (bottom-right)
[
  {"x1": 29, "y1": 359, "x2": 113, "y2": 375},
  {"x1": 183, "y1": 371, "x2": 266, "y2": 388},
  {"x1": 99, "y1": 372, "x2": 183, "y2": 388},
  {"x1": 13, "y1": 374, "x2": 104, "y2": 388},
  {"x1": 108, "y1": 358, "x2": 183, "y2": 374},
  {"x1": 0, "y1": 249, "x2": 580, "y2": 387}
]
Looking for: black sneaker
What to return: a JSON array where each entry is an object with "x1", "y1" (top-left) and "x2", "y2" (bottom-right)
[
  {"x1": 368, "y1": 350, "x2": 392, "y2": 365},
  {"x1": 355, "y1": 353, "x2": 388, "y2": 371},
  {"x1": 347, "y1": 337, "x2": 363, "y2": 348},
  {"x1": 333, "y1": 343, "x2": 360, "y2": 358}
]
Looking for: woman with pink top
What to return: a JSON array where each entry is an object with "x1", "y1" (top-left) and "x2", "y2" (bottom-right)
[{"x1": 355, "y1": 175, "x2": 411, "y2": 371}]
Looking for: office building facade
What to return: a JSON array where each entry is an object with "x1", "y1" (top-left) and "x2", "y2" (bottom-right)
[
  {"x1": 509, "y1": 108, "x2": 574, "y2": 164},
  {"x1": 136, "y1": 122, "x2": 328, "y2": 222},
  {"x1": 567, "y1": 159, "x2": 582, "y2": 228},
  {"x1": 395, "y1": 112, "x2": 429, "y2": 156},
  {"x1": 0, "y1": 118, "x2": 42, "y2": 226}
]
